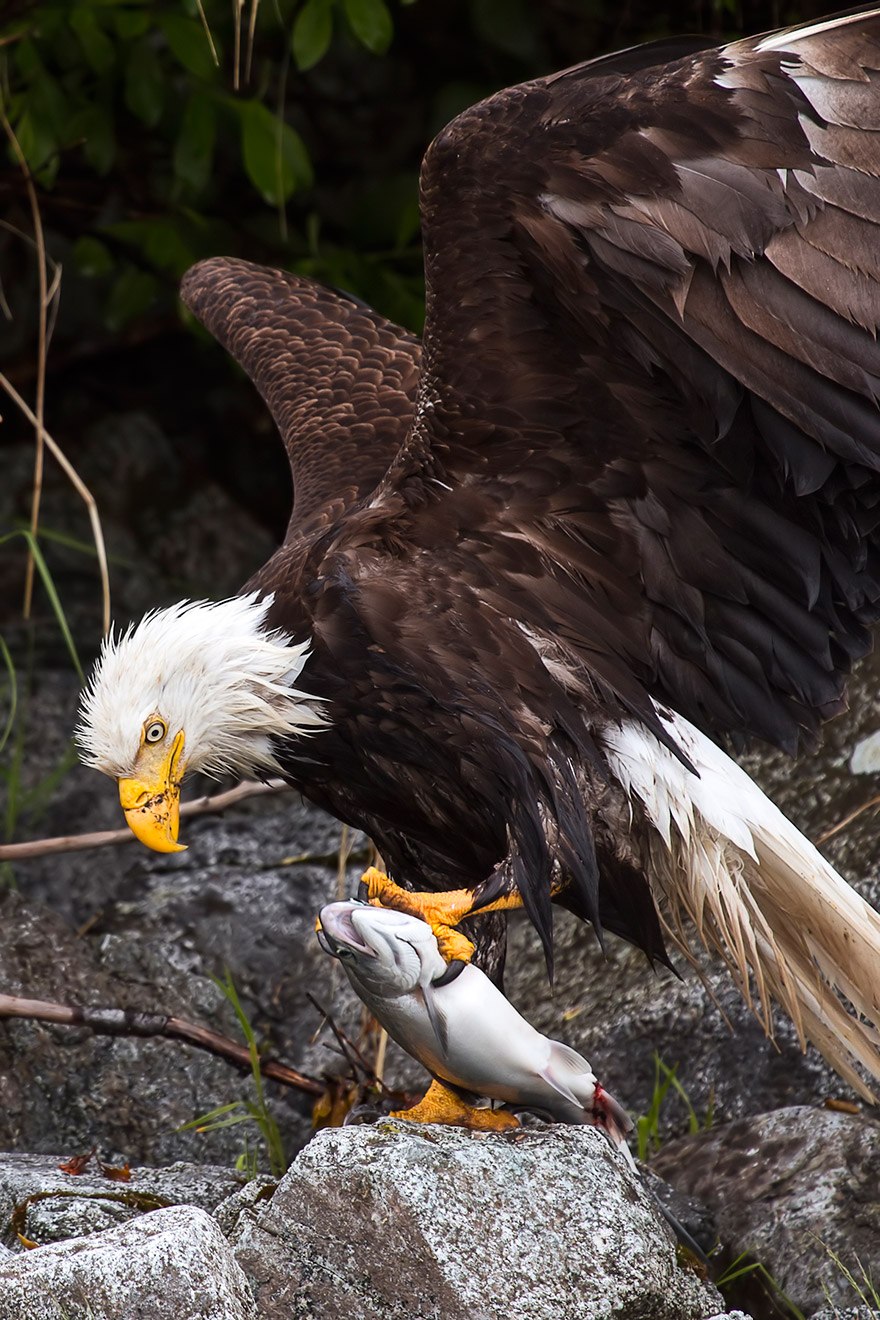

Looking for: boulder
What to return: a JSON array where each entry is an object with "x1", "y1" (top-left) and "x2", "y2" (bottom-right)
[
  {"x1": 0, "y1": 1152, "x2": 244, "y2": 1249},
  {"x1": 0, "y1": 1204, "x2": 256, "y2": 1320},
  {"x1": 232, "y1": 1121, "x2": 724, "y2": 1320},
  {"x1": 651, "y1": 1106, "x2": 880, "y2": 1319}
]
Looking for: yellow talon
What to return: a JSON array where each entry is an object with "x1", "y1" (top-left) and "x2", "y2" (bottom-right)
[
  {"x1": 359, "y1": 867, "x2": 478, "y2": 963},
  {"x1": 391, "y1": 1078, "x2": 520, "y2": 1130},
  {"x1": 358, "y1": 866, "x2": 531, "y2": 966}
]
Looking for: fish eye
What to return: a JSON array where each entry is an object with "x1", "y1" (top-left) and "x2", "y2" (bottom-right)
[{"x1": 144, "y1": 719, "x2": 166, "y2": 745}]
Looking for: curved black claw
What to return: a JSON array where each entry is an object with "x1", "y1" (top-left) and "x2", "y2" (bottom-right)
[
  {"x1": 356, "y1": 879, "x2": 370, "y2": 903},
  {"x1": 432, "y1": 959, "x2": 468, "y2": 987}
]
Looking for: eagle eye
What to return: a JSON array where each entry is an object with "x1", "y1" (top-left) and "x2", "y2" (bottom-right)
[{"x1": 144, "y1": 719, "x2": 166, "y2": 745}]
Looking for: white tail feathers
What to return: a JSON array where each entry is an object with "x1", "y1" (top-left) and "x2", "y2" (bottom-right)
[{"x1": 604, "y1": 707, "x2": 880, "y2": 1102}]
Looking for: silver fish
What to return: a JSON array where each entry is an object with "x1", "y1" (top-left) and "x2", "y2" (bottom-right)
[{"x1": 317, "y1": 899, "x2": 633, "y2": 1151}]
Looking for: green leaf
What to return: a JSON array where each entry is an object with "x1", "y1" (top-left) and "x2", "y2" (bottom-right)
[
  {"x1": 14, "y1": 36, "x2": 45, "y2": 82},
  {"x1": 104, "y1": 267, "x2": 157, "y2": 331},
  {"x1": 471, "y1": 0, "x2": 538, "y2": 61},
  {"x1": 239, "y1": 100, "x2": 312, "y2": 205},
  {"x1": 73, "y1": 235, "x2": 114, "y2": 277},
  {"x1": 13, "y1": 109, "x2": 58, "y2": 185},
  {"x1": 70, "y1": 104, "x2": 116, "y2": 175},
  {"x1": 103, "y1": 218, "x2": 195, "y2": 276},
  {"x1": 125, "y1": 40, "x2": 164, "y2": 127},
  {"x1": 292, "y1": 0, "x2": 334, "y2": 71},
  {"x1": 173, "y1": 94, "x2": 216, "y2": 193},
  {"x1": 343, "y1": 0, "x2": 392, "y2": 54},
  {"x1": 70, "y1": 7, "x2": 116, "y2": 75},
  {"x1": 160, "y1": 14, "x2": 218, "y2": 80},
  {"x1": 113, "y1": 9, "x2": 150, "y2": 39}
]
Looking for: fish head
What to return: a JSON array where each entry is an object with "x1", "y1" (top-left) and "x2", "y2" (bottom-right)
[{"x1": 317, "y1": 901, "x2": 447, "y2": 998}]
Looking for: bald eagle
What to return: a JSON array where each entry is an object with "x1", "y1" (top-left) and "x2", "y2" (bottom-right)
[{"x1": 79, "y1": 9, "x2": 880, "y2": 1116}]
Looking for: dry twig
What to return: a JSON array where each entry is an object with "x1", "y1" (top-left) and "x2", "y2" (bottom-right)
[{"x1": 815, "y1": 794, "x2": 880, "y2": 846}]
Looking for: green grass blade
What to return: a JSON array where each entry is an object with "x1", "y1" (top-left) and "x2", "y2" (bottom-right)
[
  {"x1": 0, "y1": 530, "x2": 83, "y2": 681},
  {"x1": 0, "y1": 636, "x2": 18, "y2": 758}
]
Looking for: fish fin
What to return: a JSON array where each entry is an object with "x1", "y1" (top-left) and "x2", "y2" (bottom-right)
[
  {"x1": 539, "y1": 1041, "x2": 597, "y2": 1110},
  {"x1": 420, "y1": 981, "x2": 449, "y2": 1057}
]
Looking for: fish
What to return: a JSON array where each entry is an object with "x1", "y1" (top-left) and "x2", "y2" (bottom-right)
[
  {"x1": 316, "y1": 899, "x2": 633, "y2": 1151},
  {"x1": 317, "y1": 899, "x2": 711, "y2": 1263}
]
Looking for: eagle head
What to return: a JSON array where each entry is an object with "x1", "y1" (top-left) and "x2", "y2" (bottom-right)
[{"x1": 76, "y1": 594, "x2": 325, "y2": 852}]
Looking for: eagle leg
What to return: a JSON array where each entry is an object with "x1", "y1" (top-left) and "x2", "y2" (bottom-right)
[
  {"x1": 359, "y1": 866, "x2": 525, "y2": 964},
  {"x1": 391, "y1": 1078, "x2": 520, "y2": 1130}
]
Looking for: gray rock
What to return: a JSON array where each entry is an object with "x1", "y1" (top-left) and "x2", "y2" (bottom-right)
[
  {"x1": 2, "y1": 666, "x2": 420, "y2": 1167},
  {"x1": 0, "y1": 1153, "x2": 244, "y2": 1249},
  {"x1": 704, "y1": 1314, "x2": 754, "y2": 1320},
  {"x1": 0, "y1": 1204, "x2": 256, "y2": 1319},
  {"x1": 0, "y1": 887, "x2": 300, "y2": 1168},
  {"x1": 810, "y1": 1310, "x2": 879, "y2": 1319},
  {"x1": 232, "y1": 1121, "x2": 722, "y2": 1320},
  {"x1": 651, "y1": 1106, "x2": 880, "y2": 1319},
  {"x1": 211, "y1": 1177, "x2": 277, "y2": 1239},
  {"x1": 810, "y1": 1310, "x2": 880, "y2": 1320}
]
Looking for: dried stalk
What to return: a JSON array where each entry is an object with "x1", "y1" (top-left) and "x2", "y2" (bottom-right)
[
  {"x1": 0, "y1": 374, "x2": 111, "y2": 634},
  {"x1": 1, "y1": 111, "x2": 52, "y2": 623}
]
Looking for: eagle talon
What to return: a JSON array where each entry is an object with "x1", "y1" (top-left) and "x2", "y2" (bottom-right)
[
  {"x1": 358, "y1": 867, "x2": 478, "y2": 965},
  {"x1": 391, "y1": 1079, "x2": 521, "y2": 1130},
  {"x1": 434, "y1": 926, "x2": 476, "y2": 965}
]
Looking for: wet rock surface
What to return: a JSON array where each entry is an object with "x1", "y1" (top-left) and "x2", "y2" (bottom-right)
[
  {"x1": 2, "y1": 407, "x2": 880, "y2": 1317},
  {"x1": 231, "y1": 1122, "x2": 724, "y2": 1320},
  {"x1": 0, "y1": 1153, "x2": 244, "y2": 1249},
  {"x1": 0, "y1": 1204, "x2": 256, "y2": 1320},
  {"x1": 652, "y1": 1107, "x2": 880, "y2": 1319}
]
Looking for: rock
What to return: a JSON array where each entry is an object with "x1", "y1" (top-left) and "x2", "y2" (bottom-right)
[
  {"x1": 0, "y1": 1152, "x2": 243, "y2": 1249},
  {"x1": 651, "y1": 1106, "x2": 880, "y2": 1319},
  {"x1": 2, "y1": 666, "x2": 421, "y2": 1168},
  {"x1": 232, "y1": 1121, "x2": 723, "y2": 1320},
  {"x1": 809, "y1": 1310, "x2": 879, "y2": 1320},
  {"x1": 211, "y1": 1176, "x2": 277, "y2": 1239},
  {"x1": 0, "y1": 886, "x2": 297, "y2": 1168},
  {"x1": 0, "y1": 1204, "x2": 256, "y2": 1320}
]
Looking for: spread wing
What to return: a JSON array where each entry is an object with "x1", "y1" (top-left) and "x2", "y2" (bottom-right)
[
  {"x1": 180, "y1": 257, "x2": 420, "y2": 536},
  {"x1": 404, "y1": 10, "x2": 880, "y2": 755}
]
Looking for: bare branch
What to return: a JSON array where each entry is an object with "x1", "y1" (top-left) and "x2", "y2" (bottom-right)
[
  {"x1": 0, "y1": 993, "x2": 323, "y2": 1096},
  {"x1": 0, "y1": 779, "x2": 290, "y2": 861}
]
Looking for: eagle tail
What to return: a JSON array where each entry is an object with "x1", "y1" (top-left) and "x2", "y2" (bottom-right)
[{"x1": 604, "y1": 709, "x2": 880, "y2": 1102}]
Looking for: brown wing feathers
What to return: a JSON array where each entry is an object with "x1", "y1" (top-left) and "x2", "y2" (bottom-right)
[
  {"x1": 410, "y1": 14, "x2": 880, "y2": 756},
  {"x1": 180, "y1": 257, "x2": 420, "y2": 535}
]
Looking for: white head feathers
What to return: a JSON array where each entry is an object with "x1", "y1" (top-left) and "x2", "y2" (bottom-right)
[{"x1": 76, "y1": 594, "x2": 327, "y2": 779}]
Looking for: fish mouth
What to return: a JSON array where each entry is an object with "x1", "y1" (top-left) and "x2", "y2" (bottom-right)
[{"x1": 318, "y1": 902, "x2": 377, "y2": 958}]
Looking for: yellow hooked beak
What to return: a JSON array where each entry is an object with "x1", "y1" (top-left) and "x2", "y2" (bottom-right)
[{"x1": 118, "y1": 730, "x2": 187, "y2": 853}]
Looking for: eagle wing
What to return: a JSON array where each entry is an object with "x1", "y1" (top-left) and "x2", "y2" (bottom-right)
[
  {"x1": 402, "y1": 10, "x2": 880, "y2": 756},
  {"x1": 180, "y1": 257, "x2": 420, "y2": 536}
]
